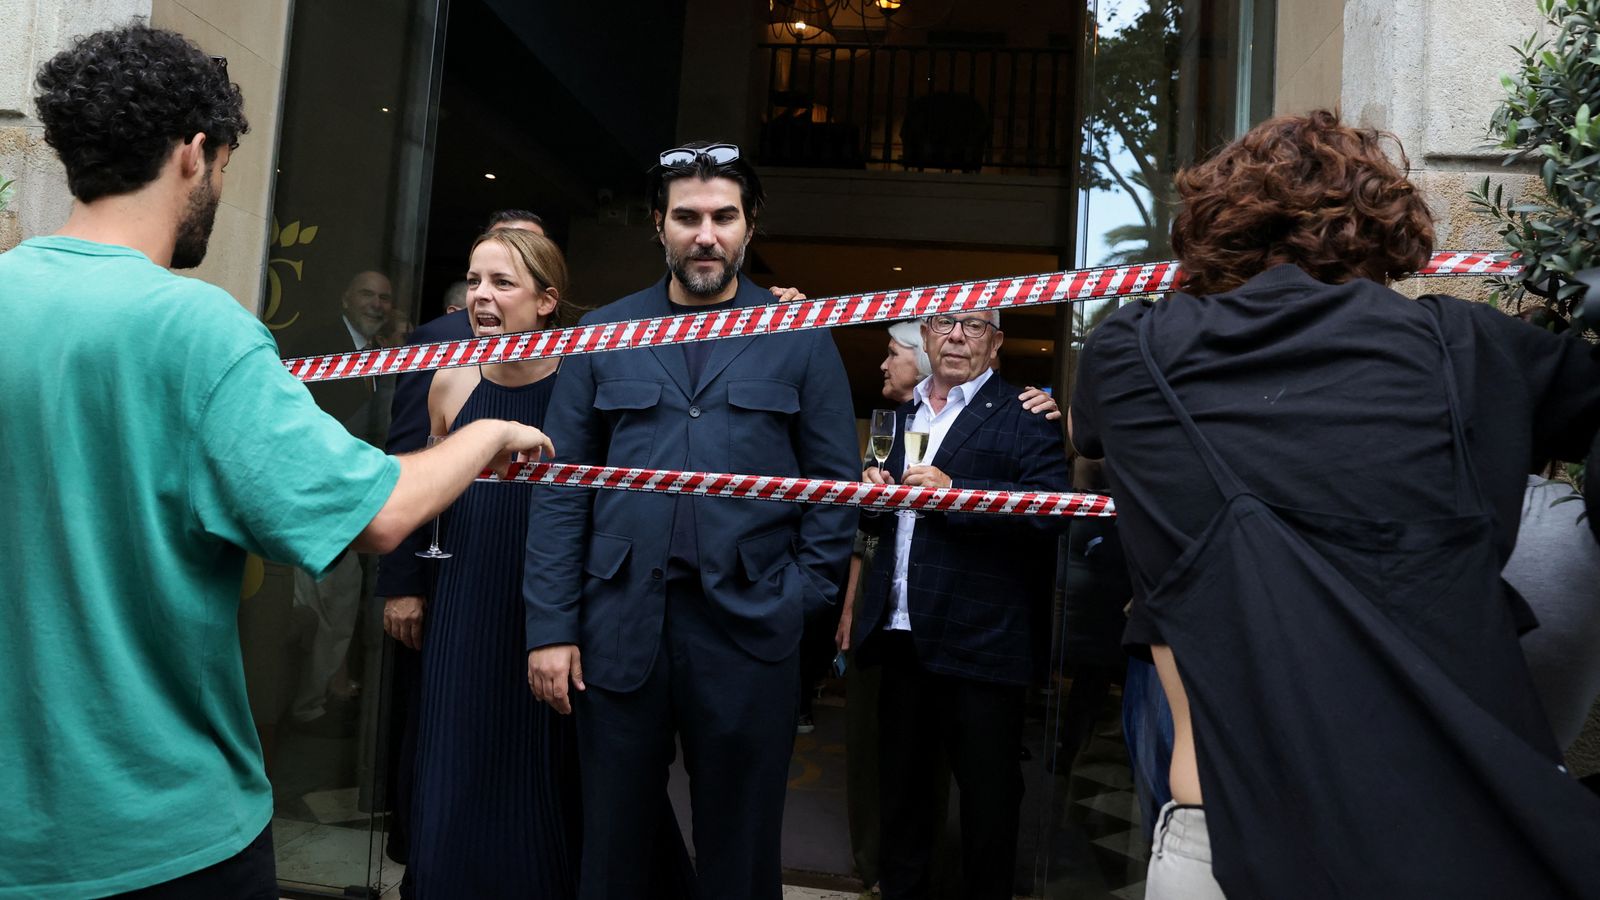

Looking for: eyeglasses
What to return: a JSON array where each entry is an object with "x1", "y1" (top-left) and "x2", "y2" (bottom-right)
[
  {"x1": 209, "y1": 55, "x2": 229, "y2": 78},
  {"x1": 926, "y1": 314, "x2": 998, "y2": 339},
  {"x1": 659, "y1": 143, "x2": 741, "y2": 168}
]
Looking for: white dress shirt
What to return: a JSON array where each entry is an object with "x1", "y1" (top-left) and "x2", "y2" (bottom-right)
[{"x1": 886, "y1": 367, "x2": 994, "y2": 632}]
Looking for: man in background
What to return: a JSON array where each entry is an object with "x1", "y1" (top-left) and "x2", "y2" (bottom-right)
[
  {"x1": 287, "y1": 266, "x2": 398, "y2": 734},
  {"x1": 441, "y1": 279, "x2": 469, "y2": 315}
]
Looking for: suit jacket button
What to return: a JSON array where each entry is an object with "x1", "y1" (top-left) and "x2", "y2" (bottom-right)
[
  {"x1": 650, "y1": 567, "x2": 664, "y2": 580},
  {"x1": 689, "y1": 405, "x2": 702, "y2": 418}
]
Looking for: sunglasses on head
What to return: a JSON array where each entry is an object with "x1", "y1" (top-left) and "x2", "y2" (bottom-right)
[{"x1": 659, "y1": 143, "x2": 740, "y2": 168}]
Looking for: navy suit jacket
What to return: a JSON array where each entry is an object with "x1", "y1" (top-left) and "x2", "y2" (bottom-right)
[
  {"x1": 374, "y1": 310, "x2": 475, "y2": 598},
  {"x1": 523, "y1": 274, "x2": 860, "y2": 692},
  {"x1": 855, "y1": 372, "x2": 1070, "y2": 686}
]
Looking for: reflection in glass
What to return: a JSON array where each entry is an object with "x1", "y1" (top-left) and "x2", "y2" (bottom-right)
[{"x1": 244, "y1": 0, "x2": 446, "y2": 895}]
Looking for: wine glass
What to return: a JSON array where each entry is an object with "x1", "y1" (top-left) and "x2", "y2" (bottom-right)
[
  {"x1": 415, "y1": 435, "x2": 453, "y2": 560},
  {"x1": 901, "y1": 424, "x2": 930, "y2": 520},
  {"x1": 869, "y1": 409, "x2": 896, "y2": 470}
]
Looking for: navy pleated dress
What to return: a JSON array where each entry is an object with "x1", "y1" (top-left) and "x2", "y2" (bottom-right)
[{"x1": 409, "y1": 373, "x2": 577, "y2": 897}]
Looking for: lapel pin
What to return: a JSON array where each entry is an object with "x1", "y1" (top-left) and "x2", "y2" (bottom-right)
[{"x1": 985, "y1": 402, "x2": 992, "y2": 408}]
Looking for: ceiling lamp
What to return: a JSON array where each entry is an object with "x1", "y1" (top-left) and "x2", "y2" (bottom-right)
[
  {"x1": 765, "y1": 19, "x2": 838, "y2": 45},
  {"x1": 770, "y1": 0, "x2": 910, "y2": 41}
]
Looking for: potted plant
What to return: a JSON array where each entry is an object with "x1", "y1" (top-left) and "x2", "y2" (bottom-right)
[{"x1": 1470, "y1": 0, "x2": 1600, "y2": 332}]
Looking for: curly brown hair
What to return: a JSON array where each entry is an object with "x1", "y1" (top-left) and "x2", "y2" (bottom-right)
[
  {"x1": 1170, "y1": 110, "x2": 1434, "y2": 295},
  {"x1": 36, "y1": 24, "x2": 247, "y2": 203}
]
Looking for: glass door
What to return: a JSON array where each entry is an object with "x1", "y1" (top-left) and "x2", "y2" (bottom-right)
[{"x1": 244, "y1": 0, "x2": 446, "y2": 894}]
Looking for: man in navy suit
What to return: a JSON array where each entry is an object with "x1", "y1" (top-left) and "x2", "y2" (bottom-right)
[
  {"x1": 858, "y1": 310, "x2": 1071, "y2": 900},
  {"x1": 524, "y1": 145, "x2": 859, "y2": 900}
]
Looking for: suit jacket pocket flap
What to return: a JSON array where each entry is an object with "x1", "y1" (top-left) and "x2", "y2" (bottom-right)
[
  {"x1": 728, "y1": 380, "x2": 800, "y2": 414},
  {"x1": 583, "y1": 531, "x2": 632, "y2": 580},
  {"x1": 595, "y1": 379, "x2": 662, "y2": 410},
  {"x1": 737, "y1": 526, "x2": 794, "y2": 581}
]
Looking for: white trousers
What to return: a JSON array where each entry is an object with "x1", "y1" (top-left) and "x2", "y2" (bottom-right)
[{"x1": 1144, "y1": 801, "x2": 1227, "y2": 900}]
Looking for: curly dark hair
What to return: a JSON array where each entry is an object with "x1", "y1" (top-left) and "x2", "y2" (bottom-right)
[
  {"x1": 1170, "y1": 110, "x2": 1433, "y2": 295},
  {"x1": 35, "y1": 24, "x2": 248, "y2": 203}
]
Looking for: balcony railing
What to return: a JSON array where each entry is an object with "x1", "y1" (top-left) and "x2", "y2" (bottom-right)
[{"x1": 758, "y1": 42, "x2": 1075, "y2": 175}]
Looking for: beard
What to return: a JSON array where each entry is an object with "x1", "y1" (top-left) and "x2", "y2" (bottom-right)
[
  {"x1": 665, "y1": 240, "x2": 746, "y2": 298},
  {"x1": 170, "y1": 173, "x2": 221, "y2": 270}
]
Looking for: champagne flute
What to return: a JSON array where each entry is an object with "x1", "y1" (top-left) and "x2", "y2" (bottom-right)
[
  {"x1": 869, "y1": 409, "x2": 896, "y2": 469},
  {"x1": 901, "y1": 426, "x2": 930, "y2": 520},
  {"x1": 415, "y1": 435, "x2": 453, "y2": 560}
]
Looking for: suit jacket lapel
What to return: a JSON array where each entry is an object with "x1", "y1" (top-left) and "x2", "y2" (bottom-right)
[
  {"x1": 645, "y1": 278, "x2": 694, "y2": 398},
  {"x1": 931, "y1": 372, "x2": 1006, "y2": 470},
  {"x1": 691, "y1": 277, "x2": 765, "y2": 397}
]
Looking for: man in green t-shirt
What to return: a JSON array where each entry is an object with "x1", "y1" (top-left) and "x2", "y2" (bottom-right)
[{"x1": 0, "y1": 25, "x2": 553, "y2": 899}]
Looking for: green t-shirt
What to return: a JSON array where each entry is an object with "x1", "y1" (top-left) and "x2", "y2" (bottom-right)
[{"x1": 0, "y1": 236, "x2": 400, "y2": 897}]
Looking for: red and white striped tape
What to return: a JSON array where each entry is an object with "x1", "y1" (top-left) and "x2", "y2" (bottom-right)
[
  {"x1": 282, "y1": 251, "x2": 1519, "y2": 384},
  {"x1": 479, "y1": 461, "x2": 1115, "y2": 518}
]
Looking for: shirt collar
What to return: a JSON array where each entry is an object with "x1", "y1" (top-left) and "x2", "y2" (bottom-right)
[
  {"x1": 913, "y1": 367, "x2": 994, "y2": 409},
  {"x1": 343, "y1": 316, "x2": 369, "y2": 350}
]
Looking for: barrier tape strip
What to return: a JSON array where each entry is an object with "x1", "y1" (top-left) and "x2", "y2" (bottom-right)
[
  {"x1": 282, "y1": 251, "x2": 1519, "y2": 384},
  {"x1": 478, "y1": 461, "x2": 1115, "y2": 518}
]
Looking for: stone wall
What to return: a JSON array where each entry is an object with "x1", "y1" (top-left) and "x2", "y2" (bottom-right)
[{"x1": 1342, "y1": 0, "x2": 1547, "y2": 301}]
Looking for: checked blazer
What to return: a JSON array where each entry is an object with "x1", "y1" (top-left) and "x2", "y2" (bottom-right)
[{"x1": 854, "y1": 372, "x2": 1071, "y2": 686}]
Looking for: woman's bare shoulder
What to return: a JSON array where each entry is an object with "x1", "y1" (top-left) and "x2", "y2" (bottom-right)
[{"x1": 428, "y1": 365, "x2": 480, "y2": 429}]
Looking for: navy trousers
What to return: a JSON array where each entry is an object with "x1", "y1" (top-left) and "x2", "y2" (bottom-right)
[{"x1": 575, "y1": 578, "x2": 800, "y2": 900}]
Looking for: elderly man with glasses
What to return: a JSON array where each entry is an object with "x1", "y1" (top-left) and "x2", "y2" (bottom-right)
[
  {"x1": 859, "y1": 309, "x2": 1073, "y2": 900},
  {"x1": 524, "y1": 142, "x2": 858, "y2": 900}
]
